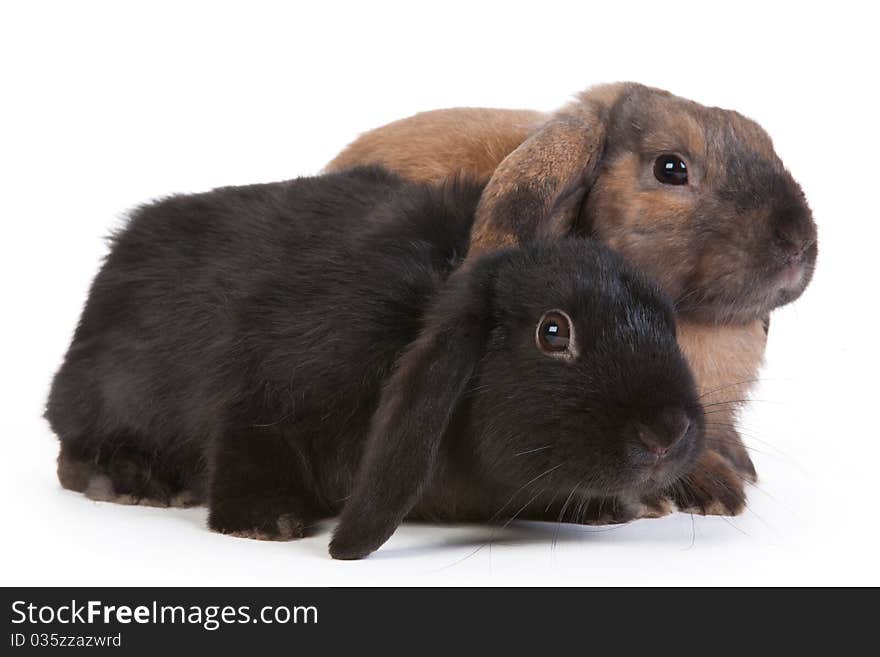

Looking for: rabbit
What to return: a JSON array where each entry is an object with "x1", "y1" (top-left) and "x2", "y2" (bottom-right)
[
  {"x1": 326, "y1": 82, "x2": 819, "y2": 513},
  {"x1": 45, "y1": 166, "x2": 710, "y2": 559}
]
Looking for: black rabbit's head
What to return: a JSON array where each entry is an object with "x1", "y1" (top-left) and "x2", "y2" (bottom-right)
[
  {"x1": 330, "y1": 238, "x2": 704, "y2": 560},
  {"x1": 468, "y1": 240, "x2": 704, "y2": 502}
]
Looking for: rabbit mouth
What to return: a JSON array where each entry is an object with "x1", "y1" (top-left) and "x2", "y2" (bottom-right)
[
  {"x1": 743, "y1": 256, "x2": 816, "y2": 320},
  {"x1": 612, "y1": 453, "x2": 692, "y2": 494},
  {"x1": 773, "y1": 252, "x2": 816, "y2": 303},
  {"x1": 772, "y1": 267, "x2": 810, "y2": 309},
  {"x1": 676, "y1": 257, "x2": 816, "y2": 324},
  {"x1": 756, "y1": 239, "x2": 819, "y2": 313},
  {"x1": 777, "y1": 262, "x2": 806, "y2": 290},
  {"x1": 638, "y1": 459, "x2": 687, "y2": 488}
]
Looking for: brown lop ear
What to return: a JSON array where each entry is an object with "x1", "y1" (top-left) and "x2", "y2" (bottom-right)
[
  {"x1": 470, "y1": 82, "x2": 630, "y2": 254},
  {"x1": 329, "y1": 254, "x2": 505, "y2": 560}
]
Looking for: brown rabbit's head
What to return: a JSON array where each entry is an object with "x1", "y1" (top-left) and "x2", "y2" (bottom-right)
[
  {"x1": 480, "y1": 83, "x2": 817, "y2": 325},
  {"x1": 576, "y1": 84, "x2": 817, "y2": 324}
]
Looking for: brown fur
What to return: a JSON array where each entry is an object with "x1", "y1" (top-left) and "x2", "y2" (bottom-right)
[
  {"x1": 327, "y1": 107, "x2": 544, "y2": 184},
  {"x1": 327, "y1": 82, "x2": 818, "y2": 515}
]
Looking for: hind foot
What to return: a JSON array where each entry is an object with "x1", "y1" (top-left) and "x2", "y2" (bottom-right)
[
  {"x1": 57, "y1": 445, "x2": 203, "y2": 508},
  {"x1": 82, "y1": 474, "x2": 201, "y2": 508}
]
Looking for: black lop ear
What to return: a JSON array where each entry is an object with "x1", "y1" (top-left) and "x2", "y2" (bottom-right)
[
  {"x1": 329, "y1": 255, "x2": 503, "y2": 560},
  {"x1": 470, "y1": 82, "x2": 630, "y2": 254}
]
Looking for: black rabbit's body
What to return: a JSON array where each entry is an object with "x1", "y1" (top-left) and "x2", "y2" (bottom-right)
[
  {"x1": 49, "y1": 168, "x2": 468, "y2": 507},
  {"x1": 47, "y1": 167, "x2": 708, "y2": 559}
]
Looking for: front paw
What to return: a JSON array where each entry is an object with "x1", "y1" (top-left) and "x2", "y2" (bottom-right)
[
  {"x1": 704, "y1": 422, "x2": 758, "y2": 483},
  {"x1": 712, "y1": 437, "x2": 757, "y2": 483},
  {"x1": 572, "y1": 495, "x2": 673, "y2": 525},
  {"x1": 636, "y1": 494, "x2": 676, "y2": 519},
  {"x1": 671, "y1": 450, "x2": 747, "y2": 516},
  {"x1": 209, "y1": 496, "x2": 307, "y2": 541}
]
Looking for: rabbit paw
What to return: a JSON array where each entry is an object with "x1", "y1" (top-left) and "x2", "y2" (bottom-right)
[
  {"x1": 707, "y1": 426, "x2": 758, "y2": 483},
  {"x1": 672, "y1": 450, "x2": 747, "y2": 516},
  {"x1": 209, "y1": 497, "x2": 307, "y2": 541},
  {"x1": 575, "y1": 495, "x2": 673, "y2": 525},
  {"x1": 637, "y1": 495, "x2": 676, "y2": 519}
]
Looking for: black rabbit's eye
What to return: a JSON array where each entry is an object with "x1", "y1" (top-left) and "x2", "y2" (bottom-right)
[
  {"x1": 536, "y1": 310, "x2": 574, "y2": 357},
  {"x1": 653, "y1": 154, "x2": 688, "y2": 185}
]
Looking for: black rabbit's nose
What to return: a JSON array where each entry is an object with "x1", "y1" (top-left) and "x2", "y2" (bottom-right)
[{"x1": 637, "y1": 408, "x2": 690, "y2": 458}]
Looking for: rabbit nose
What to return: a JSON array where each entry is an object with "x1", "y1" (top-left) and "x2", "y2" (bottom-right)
[
  {"x1": 637, "y1": 408, "x2": 690, "y2": 458},
  {"x1": 774, "y1": 229, "x2": 814, "y2": 264}
]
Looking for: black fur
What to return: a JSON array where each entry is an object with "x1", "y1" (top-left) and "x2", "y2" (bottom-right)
[{"x1": 46, "y1": 167, "x2": 705, "y2": 559}]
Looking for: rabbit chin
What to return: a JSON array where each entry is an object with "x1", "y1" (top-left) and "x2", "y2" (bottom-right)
[
  {"x1": 677, "y1": 260, "x2": 815, "y2": 324},
  {"x1": 748, "y1": 258, "x2": 816, "y2": 321},
  {"x1": 636, "y1": 461, "x2": 692, "y2": 493},
  {"x1": 572, "y1": 459, "x2": 692, "y2": 500}
]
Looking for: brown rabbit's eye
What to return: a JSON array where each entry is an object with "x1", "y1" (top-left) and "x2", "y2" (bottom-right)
[
  {"x1": 653, "y1": 154, "x2": 688, "y2": 185},
  {"x1": 536, "y1": 310, "x2": 575, "y2": 358}
]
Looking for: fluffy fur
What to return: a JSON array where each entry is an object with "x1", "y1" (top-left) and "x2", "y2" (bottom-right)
[
  {"x1": 46, "y1": 167, "x2": 710, "y2": 559},
  {"x1": 326, "y1": 82, "x2": 819, "y2": 502}
]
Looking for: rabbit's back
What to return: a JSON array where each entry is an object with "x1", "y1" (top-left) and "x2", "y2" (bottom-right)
[{"x1": 46, "y1": 167, "x2": 481, "y2": 506}]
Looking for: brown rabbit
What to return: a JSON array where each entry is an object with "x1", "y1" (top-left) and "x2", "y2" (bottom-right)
[{"x1": 327, "y1": 82, "x2": 818, "y2": 517}]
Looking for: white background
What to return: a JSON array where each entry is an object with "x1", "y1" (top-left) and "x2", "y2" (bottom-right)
[{"x1": 2, "y1": 0, "x2": 878, "y2": 586}]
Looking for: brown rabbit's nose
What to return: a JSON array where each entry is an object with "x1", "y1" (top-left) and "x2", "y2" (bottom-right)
[
  {"x1": 637, "y1": 408, "x2": 690, "y2": 458},
  {"x1": 774, "y1": 228, "x2": 815, "y2": 264}
]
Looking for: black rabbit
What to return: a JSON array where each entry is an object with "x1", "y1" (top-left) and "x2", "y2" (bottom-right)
[{"x1": 46, "y1": 166, "x2": 706, "y2": 559}]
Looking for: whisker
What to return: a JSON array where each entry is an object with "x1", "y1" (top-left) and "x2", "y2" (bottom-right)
[
  {"x1": 696, "y1": 377, "x2": 768, "y2": 400},
  {"x1": 700, "y1": 398, "x2": 780, "y2": 409},
  {"x1": 487, "y1": 463, "x2": 564, "y2": 525},
  {"x1": 502, "y1": 486, "x2": 549, "y2": 529},
  {"x1": 720, "y1": 515, "x2": 750, "y2": 536},
  {"x1": 552, "y1": 481, "x2": 583, "y2": 552},
  {"x1": 514, "y1": 444, "x2": 553, "y2": 457},
  {"x1": 434, "y1": 463, "x2": 565, "y2": 571}
]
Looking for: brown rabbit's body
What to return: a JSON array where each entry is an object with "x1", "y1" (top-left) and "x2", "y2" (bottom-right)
[
  {"x1": 328, "y1": 107, "x2": 546, "y2": 184},
  {"x1": 327, "y1": 83, "x2": 818, "y2": 513}
]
